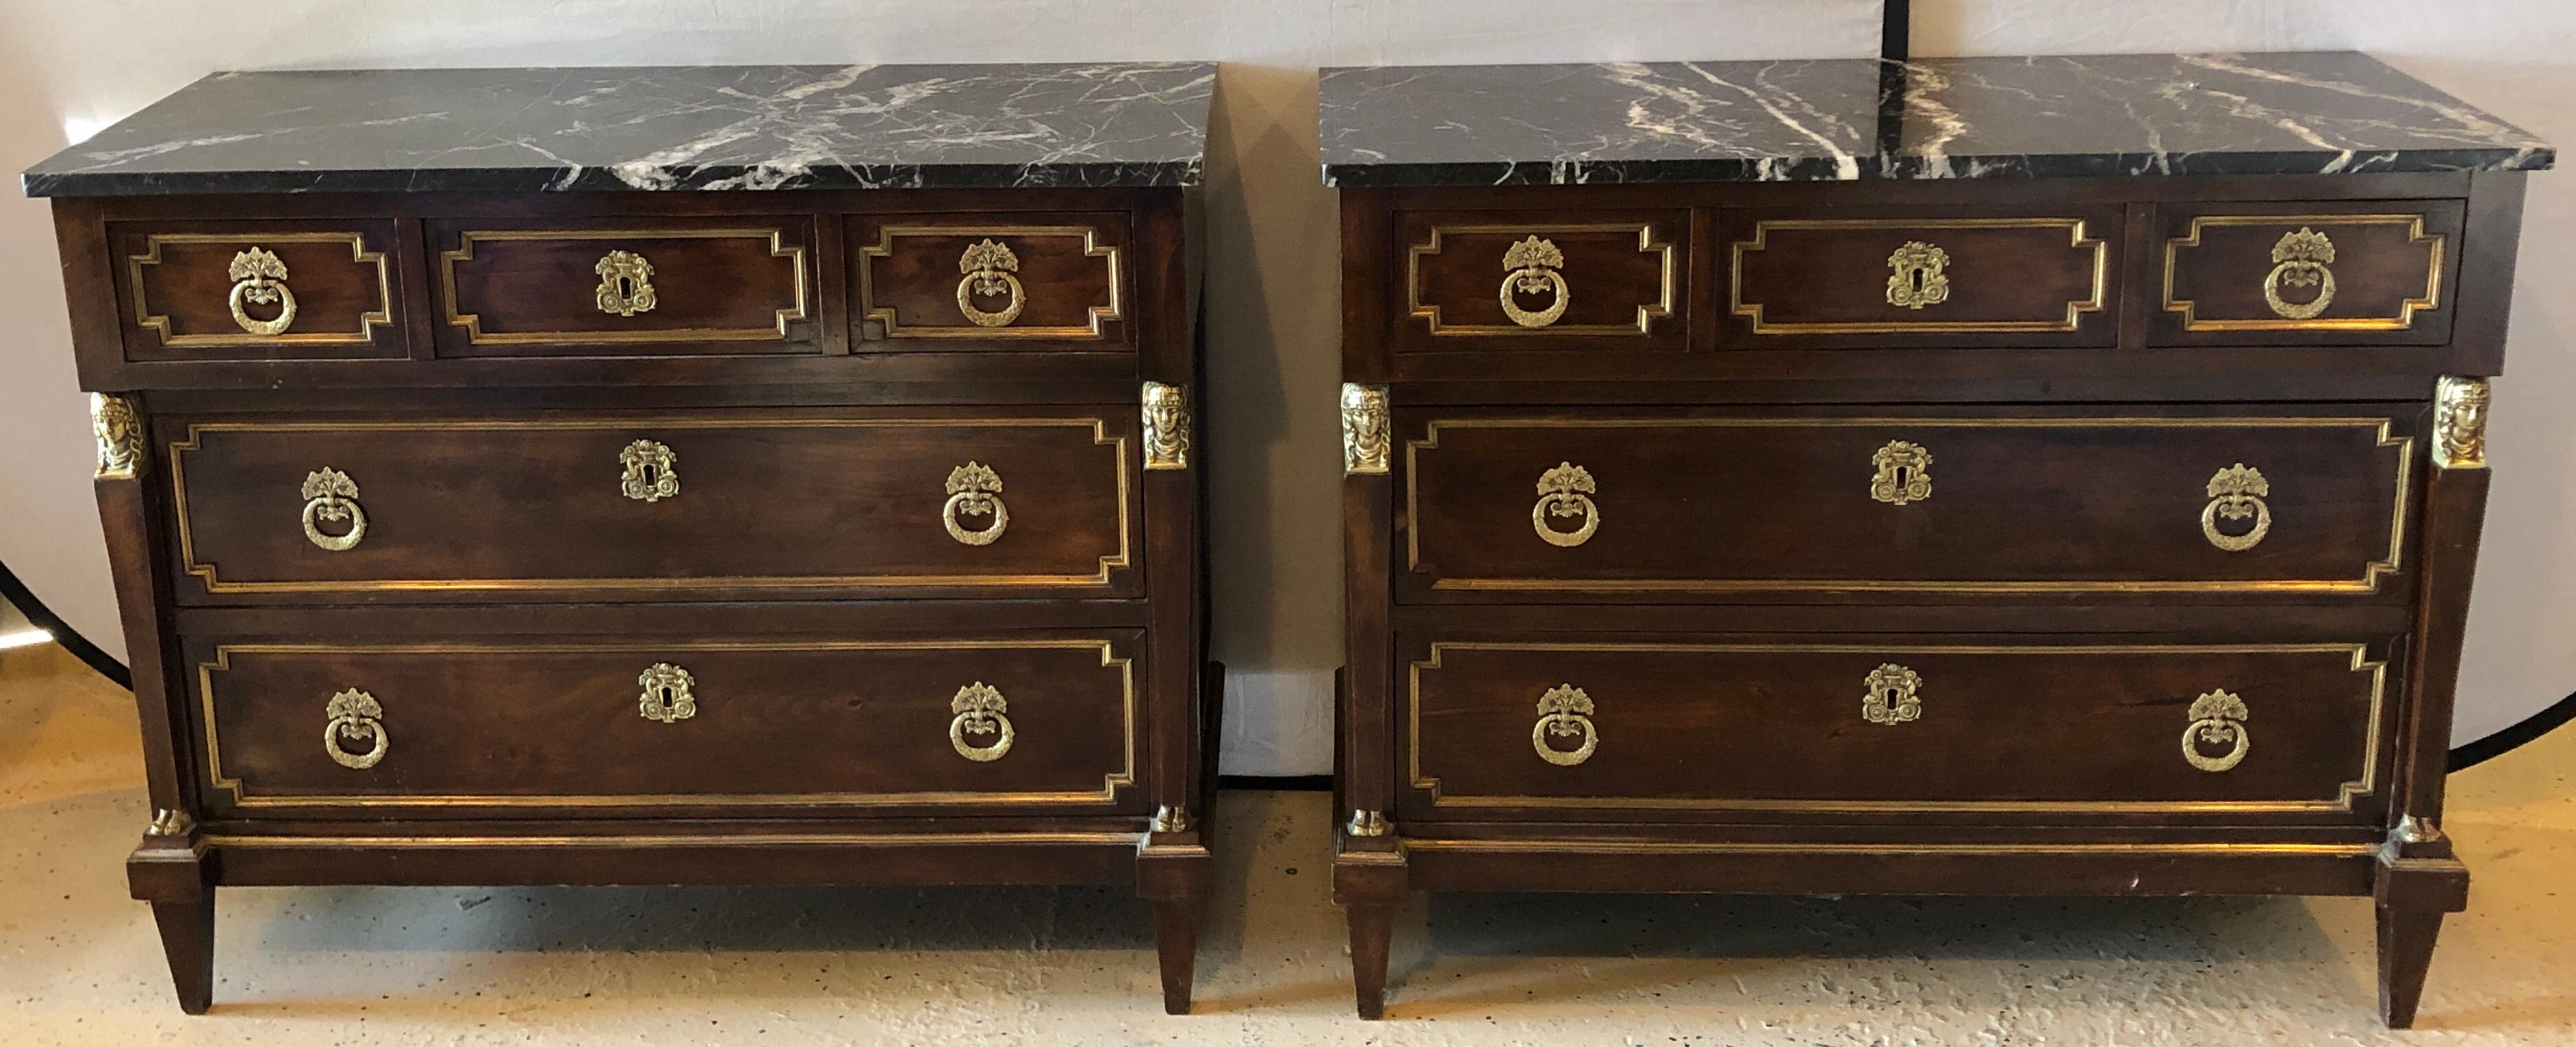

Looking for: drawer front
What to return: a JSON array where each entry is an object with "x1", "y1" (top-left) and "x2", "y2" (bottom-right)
[
  {"x1": 1724, "y1": 209, "x2": 2118, "y2": 347},
  {"x1": 853, "y1": 214, "x2": 1130, "y2": 346},
  {"x1": 164, "y1": 412, "x2": 1138, "y2": 601},
  {"x1": 2154, "y1": 202, "x2": 2463, "y2": 345},
  {"x1": 1403, "y1": 636, "x2": 2390, "y2": 822},
  {"x1": 114, "y1": 221, "x2": 405, "y2": 362},
  {"x1": 187, "y1": 632, "x2": 1141, "y2": 817},
  {"x1": 1394, "y1": 210, "x2": 1687, "y2": 351},
  {"x1": 431, "y1": 219, "x2": 815, "y2": 355},
  {"x1": 1401, "y1": 410, "x2": 2413, "y2": 598}
]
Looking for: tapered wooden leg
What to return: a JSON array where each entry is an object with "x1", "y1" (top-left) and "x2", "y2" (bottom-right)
[
  {"x1": 149, "y1": 896, "x2": 215, "y2": 1015},
  {"x1": 2377, "y1": 896, "x2": 2446, "y2": 1029},
  {"x1": 2375, "y1": 852, "x2": 2469, "y2": 1029},
  {"x1": 1153, "y1": 898, "x2": 1201, "y2": 1014},
  {"x1": 1347, "y1": 901, "x2": 1394, "y2": 1019}
]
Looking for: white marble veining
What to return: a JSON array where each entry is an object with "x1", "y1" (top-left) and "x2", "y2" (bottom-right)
[
  {"x1": 1321, "y1": 52, "x2": 2554, "y2": 186},
  {"x1": 23, "y1": 63, "x2": 1216, "y2": 196}
]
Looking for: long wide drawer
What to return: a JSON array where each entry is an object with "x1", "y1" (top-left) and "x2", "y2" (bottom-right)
[
  {"x1": 184, "y1": 630, "x2": 1144, "y2": 818},
  {"x1": 1399, "y1": 407, "x2": 2416, "y2": 599},
  {"x1": 1401, "y1": 633, "x2": 2394, "y2": 823},
  {"x1": 162, "y1": 409, "x2": 1140, "y2": 602}
]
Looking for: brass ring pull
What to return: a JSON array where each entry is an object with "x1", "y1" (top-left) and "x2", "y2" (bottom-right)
[
  {"x1": 1530, "y1": 684, "x2": 1597, "y2": 766},
  {"x1": 1885, "y1": 241, "x2": 1951, "y2": 310},
  {"x1": 619, "y1": 439, "x2": 678, "y2": 502},
  {"x1": 227, "y1": 247, "x2": 298, "y2": 336},
  {"x1": 637, "y1": 663, "x2": 696, "y2": 724},
  {"x1": 942, "y1": 462, "x2": 1009, "y2": 546},
  {"x1": 949, "y1": 682, "x2": 1015, "y2": 761},
  {"x1": 2182, "y1": 689, "x2": 2251, "y2": 772},
  {"x1": 322, "y1": 688, "x2": 387, "y2": 770},
  {"x1": 1498, "y1": 236, "x2": 1569, "y2": 329},
  {"x1": 2202, "y1": 463, "x2": 2271, "y2": 552},
  {"x1": 956, "y1": 238, "x2": 1027, "y2": 328},
  {"x1": 1862, "y1": 663, "x2": 1923, "y2": 724},
  {"x1": 299, "y1": 468, "x2": 367, "y2": 552},
  {"x1": 2262, "y1": 228, "x2": 2336, "y2": 320},
  {"x1": 1870, "y1": 440, "x2": 1932, "y2": 505},
  {"x1": 1531, "y1": 461, "x2": 1599, "y2": 548},
  {"x1": 595, "y1": 250, "x2": 658, "y2": 316}
]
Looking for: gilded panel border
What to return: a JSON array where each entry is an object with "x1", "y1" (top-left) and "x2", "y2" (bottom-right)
[{"x1": 1408, "y1": 640, "x2": 2386, "y2": 816}]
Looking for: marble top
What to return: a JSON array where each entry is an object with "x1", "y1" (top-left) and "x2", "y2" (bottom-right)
[
  {"x1": 23, "y1": 63, "x2": 1215, "y2": 197},
  {"x1": 1320, "y1": 52, "x2": 2554, "y2": 186}
]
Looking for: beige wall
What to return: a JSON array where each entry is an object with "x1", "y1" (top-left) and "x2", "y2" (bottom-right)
[{"x1": 1, "y1": 1, "x2": 2566, "y2": 775}]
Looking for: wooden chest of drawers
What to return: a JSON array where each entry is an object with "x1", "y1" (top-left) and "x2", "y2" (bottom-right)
[
  {"x1": 1323, "y1": 53, "x2": 2552, "y2": 1026},
  {"x1": 27, "y1": 64, "x2": 1217, "y2": 1014}
]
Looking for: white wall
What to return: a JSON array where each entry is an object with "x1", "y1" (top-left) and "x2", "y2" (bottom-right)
[{"x1": 1, "y1": 1, "x2": 2566, "y2": 777}]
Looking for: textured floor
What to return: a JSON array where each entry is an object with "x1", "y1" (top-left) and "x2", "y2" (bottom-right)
[{"x1": 4, "y1": 640, "x2": 2573, "y2": 1046}]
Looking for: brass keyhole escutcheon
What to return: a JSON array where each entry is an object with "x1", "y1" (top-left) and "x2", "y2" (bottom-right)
[
  {"x1": 298, "y1": 468, "x2": 367, "y2": 551},
  {"x1": 949, "y1": 682, "x2": 1016, "y2": 761},
  {"x1": 1870, "y1": 440, "x2": 1933, "y2": 505},
  {"x1": 1498, "y1": 236, "x2": 1570, "y2": 328},
  {"x1": 2202, "y1": 463, "x2": 2272, "y2": 552},
  {"x1": 1862, "y1": 663, "x2": 1923, "y2": 724},
  {"x1": 322, "y1": 688, "x2": 388, "y2": 770},
  {"x1": 595, "y1": 250, "x2": 658, "y2": 317},
  {"x1": 2262, "y1": 227, "x2": 2337, "y2": 320},
  {"x1": 942, "y1": 462, "x2": 1010, "y2": 546},
  {"x1": 227, "y1": 247, "x2": 298, "y2": 336},
  {"x1": 2182, "y1": 689, "x2": 2251, "y2": 772},
  {"x1": 1531, "y1": 683, "x2": 1598, "y2": 766},
  {"x1": 637, "y1": 663, "x2": 697, "y2": 724},
  {"x1": 1531, "y1": 461, "x2": 1599, "y2": 548},
  {"x1": 619, "y1": 439, "x2": 679, "y2": 502},
  {"x1": 1885, "y1": 240, "x2": 1950, "y2": 310},
  {"x1": 956, "y1": 238, "x2": 1028, "y2": 328}
]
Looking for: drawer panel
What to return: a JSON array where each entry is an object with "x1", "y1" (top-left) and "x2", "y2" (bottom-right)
[
  {"x1": 1724, "y1": 209, "x2": 2119, "y2": 347},
  {"x1": 185, "y1": 631, "x2": 1142, "y2": 817},
  {"x1": 163, "y1": 411, "x2": 1138, "y2": 602},
  {"x1": 2154, "y1": 202, "x2": 2462, "y2": 345},
  {"x1": 113, "y1": 220, "x2": 405, "y2": 362},
  {"x1": 1394, "y1": 210, "x2": 1687, "y2": 351},
  {"x1": 1402, "y1": 635, "x2": 2391, "y2": 822},
  {"x1": 852, "y1": 214, "x2": 1130, "y2": 346},
  {"x1": 1400, "y1": 409, "x2": 2414, "y2": 598},
  {"x1": 431, "y1": 218, "x2": 815, "y2": 355}
]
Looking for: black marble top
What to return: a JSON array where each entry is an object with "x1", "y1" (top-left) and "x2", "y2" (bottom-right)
[
  {"x1": 23, "y1": 63, "x2": 1216, "y2": 197},
  {"x1": 1320, "y1": 52, "x2": 2553, "y2": 186}
]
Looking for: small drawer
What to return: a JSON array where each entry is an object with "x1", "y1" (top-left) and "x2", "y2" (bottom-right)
[
  {"x1": 1392, "y1": 210, "x2": 1687, "y2": 351},
  {"x1": 162, "y1": 409, "x2": 1139, "y2": 603},
  {"x1": 1724, "y1": 208, "x2": 2119, "y2": 347},
  {"x1": 852, "y1": 214, "x2": 1131, "y2": 346},
  {"x1": 430, "y1": 218, "x2": 816, "y2": 355},
  {"x1": 184, "y1": 629, "x2": 1143, "y2": 818},
  {"x1": 1399, "y1": 408, "x2": 2414, "y2": 600},
  {"x1": 2154, "y1": 202, "x2": 2462, "y2": 345},
  {"x1": 112, "y1": 220, "x2": 406, "y2": 362},
  {"x1": 1401, "y1": 634, "x2": 2391, "y2": 823}
]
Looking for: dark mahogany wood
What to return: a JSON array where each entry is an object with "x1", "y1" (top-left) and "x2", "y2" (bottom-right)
[
  {"x1": 157, "y1": 407, "x2": 1142, "y2": 604},
  {"x1": 182, "y1": 627, "x2": 1145, "y2": 818},
  {"x1": 1335, "y1": 171, "x2": 2528, "y2": 1026},
  {"x1": 112, "y1": 219, "x2": 409, "y2": 363},
  {"x1": 1391, "y1": 209, "x2": 1689, "y2": 353},
  {"x1": 2152, "y1": 200, "x2": 2464, "y2": 347},
  {"x1": 852, "y1": 212, "x2": 1132, "y2": 348},
  {"x1": 1724, "y1": 203, "x2": 2124, "y2": 349},
  {"x1": 1396, "y1": 405, "x2": 2417, "y2": 601},
  {"x1": 55, "y1": 183, "x2": 1210, "y2": 1013},
  {"x1": 1400, "y1": 632, "x2": 2390, "y2": 820},
  {"x1": 427, "y1": 216, "x2": 817, "y2": 356}
]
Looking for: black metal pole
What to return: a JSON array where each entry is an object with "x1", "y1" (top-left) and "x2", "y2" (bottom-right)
[{"x1": 1875, "y1": 0, "x2": 1912, "y2": 170}]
